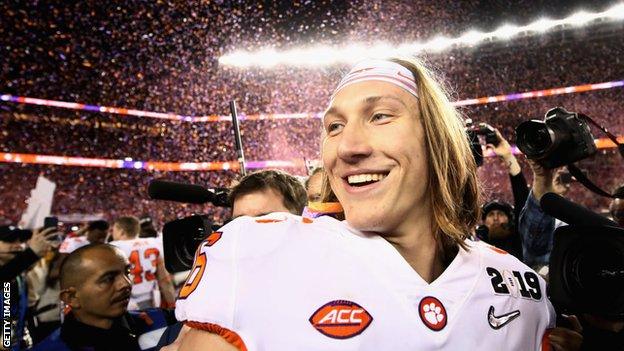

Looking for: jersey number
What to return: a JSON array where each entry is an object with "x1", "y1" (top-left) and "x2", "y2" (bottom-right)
[
  {"x1": 178, "y1": 251, "x2": 206, "y2": 299},
  {"x1": 486, "y1": 267, "x2": 542, "y2": 300},
  {"x1": 177, "y1": 233, "x2": 222, "y2": 299},
  {"x1": 128, "y1": 248, "x2": 159, "y2": 284}
]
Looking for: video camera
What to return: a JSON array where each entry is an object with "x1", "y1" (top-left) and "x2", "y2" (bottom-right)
[
  {"x1": 148, "y1": 179, "x2": 230, "y2": 273},
  {"x1": 541, "y1": 193, "x2": 624, "y2": 318}
]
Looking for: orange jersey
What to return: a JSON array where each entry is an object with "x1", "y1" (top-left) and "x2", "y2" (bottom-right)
[{"x1": 175, "y1": 213, "x2": 555, "y2": 350}]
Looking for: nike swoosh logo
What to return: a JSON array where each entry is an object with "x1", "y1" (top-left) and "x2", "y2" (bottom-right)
[{"x1": 488, "y1": 306, "x2": 521, "y2": 329}]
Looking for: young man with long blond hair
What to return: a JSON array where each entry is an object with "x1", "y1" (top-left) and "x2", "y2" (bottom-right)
[{"x1": 166, "y1": 58, "x2": 560, "y2": 350}]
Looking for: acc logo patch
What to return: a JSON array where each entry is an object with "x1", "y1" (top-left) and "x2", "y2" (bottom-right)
[
  {"x1": 309, "y1": 300, "x2": 373, "y2": 339},
  {"x1": 418, "y1": 296, "x2": 447, "y2": 331}
]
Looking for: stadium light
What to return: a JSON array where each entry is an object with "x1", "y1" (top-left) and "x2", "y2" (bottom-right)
[
  {"x1": 604, "y1": 3, "x2": 624, "y2": 18},
  {"x1": 219, "y1": 3, "x2": 624, "y2": 67},
  {"x1": 526, "y1": 18, "x2": 558, "y2": 32},
  {"x1": 458, "y1": 30, "x2": 485, "y2": 45},
  {"x1": 565, "y1": 11, "x2": 601, "y2": 25},
  {"x1": 491, "y1": 24, "x2": 521, "y2": 39},
  {"x1": 426, "y1": 36, "x2": 454, "y2": 52}
]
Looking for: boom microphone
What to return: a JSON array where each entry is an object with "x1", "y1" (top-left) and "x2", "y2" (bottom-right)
[
  {"x1": 540, "y1": 192, "x2": 618, "y2": 227},
  {"x1": 148, "y1": 179, "x2": 229, "y2": 206}
]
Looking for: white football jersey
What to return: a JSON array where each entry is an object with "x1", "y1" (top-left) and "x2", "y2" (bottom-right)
[
  {"x1": 110, "y1": 237, "x2": 163, "y2": 302},
  {"x1": 59, "y1": 236, "x2": 90, "y2": 254},
  {"x1": 175, "y1": 213, "x2": 555, "y2": 350}
]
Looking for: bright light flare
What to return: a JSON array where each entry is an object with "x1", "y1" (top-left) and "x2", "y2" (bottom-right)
[
  {"x1": 492, "y1": 24, "x2": 521, "y2": 39},
  {"x1": 526, "y1": 18, "x2": 558, "y2": 32},
  {"x1": 458, "y1": 30, "x2": 485, "y2": 45},
  {"x1": 606, "y1": 3, "x2": 624, "y2": 18},
  {"x1": 219, "y1": 2, "x2": 624, "y2": 68},
  {"x1": 566, "y1": 11, "x2": 601, "y2": 25},
  {"x1": 426, "y1": 36, "x2": 454, "y2": 51}
]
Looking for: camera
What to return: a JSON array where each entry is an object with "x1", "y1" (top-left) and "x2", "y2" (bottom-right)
[
  {"x1": 540, "y1": 193, "x2": 624, "y2": 318},
  {"x1": 162, "y1": 215, "x2": 222, "y2": 273},
  {"x1": 549, "y1": 224, "x2": 624, "y2": 318},
  {"x1": 468, "y1": 122, "x2": 499, "y2": 146},
  {"x1": 515, "y1": 107, "x2": 597, "y2": 169},
  {"x1": 0, "y1": 226, "x2": 32, "y2": 243},
  {"x1": 147, "y1": 179, "x2": 232, "y2": 272},
  {"x1": 466, "y1": 120, "x2": 499, "y2": 167}
]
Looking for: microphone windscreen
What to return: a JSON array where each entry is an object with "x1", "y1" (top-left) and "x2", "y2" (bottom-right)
[
  {"x1": 148, "y1": 180, "x2": 213, "y2": 204},
  {"x1": 540, "y1": 192, "x2": 617, "y2": 227}
]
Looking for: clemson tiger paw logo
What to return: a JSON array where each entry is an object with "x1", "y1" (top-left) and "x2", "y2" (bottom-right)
[{"x1": 418, "y1": 296, "x2": 447, "y2": 331}]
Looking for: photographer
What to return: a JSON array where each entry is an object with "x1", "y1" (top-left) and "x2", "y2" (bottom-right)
[
  {"x1": 518, "y1": 161, "x2": 570, "y2": 269},
  {"x1": 477, "y1": 127, "x2": 529, "y2": 260},
  {"x1": 1, "y1": 226, "x2": 60, "y2": 349},
  {"x1": 1, "y1": 226, "x2": 60, "y2": 282}
]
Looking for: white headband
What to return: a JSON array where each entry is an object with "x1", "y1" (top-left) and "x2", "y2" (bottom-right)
[{"x1": 331, "y1": 59, "x2": 419, "y2": 100}]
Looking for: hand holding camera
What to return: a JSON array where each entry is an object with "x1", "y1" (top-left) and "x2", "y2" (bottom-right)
[{"x1": 27, "y1": 226, "x2": 62, "y2": 257}]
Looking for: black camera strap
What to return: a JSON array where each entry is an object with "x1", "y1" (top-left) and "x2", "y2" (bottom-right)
[
  {"x1": 567, "y1": 164, "x2": 613, "y2": 198},
  {"x1": 568, "y1": 114, "x2": 624, "y2": 198}
]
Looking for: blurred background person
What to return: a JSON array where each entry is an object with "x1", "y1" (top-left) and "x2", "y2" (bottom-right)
[
  {"x1": 1, "y1": 226, "x2": 59, "y2": 349},
  {"x1": 476, "y1": 127, "x2": 528, "y2": 260},
  {"x1": 228, "y1": 169, "x2": 307, "y2": 218},
  {"x1": 478, "y1": 200, "x2": 522, "y2": 259},
  {"x1": 304, "y1": 167, "x2": 324, "y2": 203},
  {"x1": 109, "y1": 216, "x2": 175, "y2": 310},
  {"x1": 139, "y1": 216, "x2": 159, "y2": 238},
  {"x1": 58, "y1": 220, "x2": 110, "y2": 255}
]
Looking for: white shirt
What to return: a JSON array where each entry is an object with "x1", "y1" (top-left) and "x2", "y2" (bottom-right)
[{"x1": 175, "y1": 213, "x2": 555, "y2": 350}]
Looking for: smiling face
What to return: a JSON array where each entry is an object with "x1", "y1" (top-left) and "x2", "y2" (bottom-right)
[{"x1": 322, "y1": 80, "x2": 431, "y2": 235}]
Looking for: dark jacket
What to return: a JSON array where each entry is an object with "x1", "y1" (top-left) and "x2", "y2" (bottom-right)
[
  {"x1": 0, "y1": 247, "x2": 40, "y2": 281},
  {"x1": 31, "y1": 308, "x2": 175, "y2": 351}
]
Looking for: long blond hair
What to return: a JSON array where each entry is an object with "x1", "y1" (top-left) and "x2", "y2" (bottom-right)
[{"x1": 321, "y1": 57, "x2": 481, "y2": 250}]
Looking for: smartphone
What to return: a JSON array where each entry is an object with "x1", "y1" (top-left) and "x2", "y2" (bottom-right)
[{"x1": 44, "y1": 216, "x2": 58, "y2": 230}]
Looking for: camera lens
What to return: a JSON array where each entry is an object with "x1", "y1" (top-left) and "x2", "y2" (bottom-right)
[
  {"x1": 516, "y1": 120, "x2": 553, "y2": 157},
  {"x1": 572, "y1": 243, "x2": 624, "y2": 310}
]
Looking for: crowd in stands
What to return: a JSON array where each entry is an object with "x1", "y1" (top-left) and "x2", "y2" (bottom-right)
[{"x1": 1, "y1": 1, "x2": 623, "y2": 349}]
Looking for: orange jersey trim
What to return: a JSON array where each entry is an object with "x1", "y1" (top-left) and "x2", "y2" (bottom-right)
[
  {"x1": 307, "y1": 201, "x2": 343, "y2": 213},
  {"x1": 541, "y1": 328, "x2": 552, "y2": 351},
  {"x1": 185, "y1": 321, "x2": 248, "y2": 351}
]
